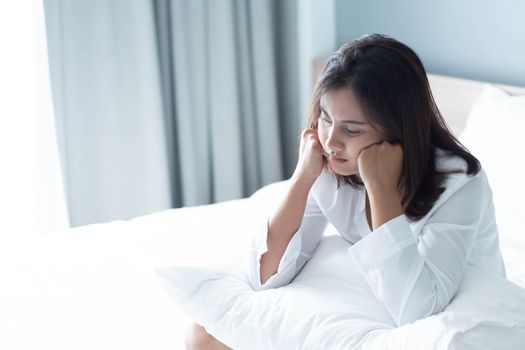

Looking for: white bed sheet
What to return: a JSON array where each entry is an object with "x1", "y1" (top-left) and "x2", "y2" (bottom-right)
[
  {"x1": 1, "y1": 179, "x2": 524, "y2": 349},
  {"x1": 0, "y1": 196, "x2": 257, "y2": 350}
]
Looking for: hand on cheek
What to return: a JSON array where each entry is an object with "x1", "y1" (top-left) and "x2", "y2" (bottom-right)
[
  {"x1": 357, "y1": 141, "x2": 405, "y2": 230},
  {"x1": 357, "y1": 141, "x2": 403, "y2": 199}
]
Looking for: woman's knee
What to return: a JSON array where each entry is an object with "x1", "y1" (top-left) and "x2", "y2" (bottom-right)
[
  {"x1": 184, "y1": 322, "x2": 220, "y2": 350},
  {"x1": 185, "y1": 322, "x2": 206, "y2": 350}
]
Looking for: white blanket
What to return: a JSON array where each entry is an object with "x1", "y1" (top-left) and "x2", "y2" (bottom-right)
[
  {"x1": 1, "y1": 182, "x2": 525, "y2": 349},
  {"x1": 0, "y1": 197, "x2": 254, "y2": 349}
]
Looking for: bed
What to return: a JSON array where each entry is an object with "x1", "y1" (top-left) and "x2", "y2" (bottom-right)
[{"x1": 1, "y1": 72, "x2": 524, "y2": 349}]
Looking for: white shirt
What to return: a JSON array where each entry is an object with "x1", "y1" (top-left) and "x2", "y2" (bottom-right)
[{"x1": 248, "y1": 149, "x2": 506, "y2": 326}]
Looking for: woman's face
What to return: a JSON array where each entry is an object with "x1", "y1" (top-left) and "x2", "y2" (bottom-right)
[{"x1": 318, "y1": 88, "x2": 386, "y2": 176}]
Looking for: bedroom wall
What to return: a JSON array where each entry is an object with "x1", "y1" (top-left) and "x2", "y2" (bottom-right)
[{"x1": 335, "y1": 0, "x2": 525, "y2": 87}]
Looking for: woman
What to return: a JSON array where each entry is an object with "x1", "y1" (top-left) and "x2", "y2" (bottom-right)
[{"x1": 185, "y1": 33, "x2": 506, "y2": 349}]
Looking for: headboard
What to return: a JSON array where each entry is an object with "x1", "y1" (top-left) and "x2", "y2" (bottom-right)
[
  {"x1": 312, "y1": 58, "x2": 525, "y2": 137},
  {"x1": 426, "y1": 74, "x2": 525, "y2": 136}
]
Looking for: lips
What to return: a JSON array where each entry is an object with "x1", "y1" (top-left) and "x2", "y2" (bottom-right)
[{"x1": 329, "y1": 156, "x2": 347, "y2": 163}]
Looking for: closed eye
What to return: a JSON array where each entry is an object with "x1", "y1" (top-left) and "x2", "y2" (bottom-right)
[
  {"x1": 320, "y1": 113, "x2": 361, "y2": 136},
  {"x1": 345, "y1": 128, "x2": 360, "y2": 136}
]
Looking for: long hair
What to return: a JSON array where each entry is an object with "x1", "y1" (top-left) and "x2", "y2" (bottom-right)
[{"x1": 308, "y1": 34, "x2": 480, "y2": 220}]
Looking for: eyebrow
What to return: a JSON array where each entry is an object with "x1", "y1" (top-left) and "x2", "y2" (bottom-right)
[{"x1": 319, "y1": 106, "x2": 368, "y2": 125}]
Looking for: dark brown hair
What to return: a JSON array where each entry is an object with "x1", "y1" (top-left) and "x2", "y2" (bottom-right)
[{"x1": 308, "y1": 34, "x2": 480, "y2": 220}]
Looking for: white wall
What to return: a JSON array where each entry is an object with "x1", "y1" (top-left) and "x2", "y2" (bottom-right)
[{"x1": 335, "y1": 0, "x2": 525, "y2": 86}]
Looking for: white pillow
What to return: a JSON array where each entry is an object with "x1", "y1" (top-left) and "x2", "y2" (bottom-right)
[
  {"x1": 155, "y1": 234, "x2": 525, "y2": 350},
  {"x1": 459, "y1": 84, "x2": 525, "y2": 287}
]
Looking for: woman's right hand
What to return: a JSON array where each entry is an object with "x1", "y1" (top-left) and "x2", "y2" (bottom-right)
[{"x1": 291, "y1": 128, "x2": 327, "y2": 186}]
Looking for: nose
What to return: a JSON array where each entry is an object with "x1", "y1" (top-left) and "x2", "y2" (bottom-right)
[{"x1": 325, "y1": 127, "x2": 344, "y2": 153}]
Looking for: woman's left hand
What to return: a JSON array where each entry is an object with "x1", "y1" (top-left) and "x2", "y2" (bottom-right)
[{"x1": 357, "y1": 141, "x2": 404, "y2": 198}]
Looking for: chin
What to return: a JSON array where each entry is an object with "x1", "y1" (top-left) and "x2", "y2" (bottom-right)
[
  {"x1": 330, "y1": 167, "x2": 358, "y2": 177},
  {"x1": 337, "y1": 171, "x2": 355, "y2": 177}
]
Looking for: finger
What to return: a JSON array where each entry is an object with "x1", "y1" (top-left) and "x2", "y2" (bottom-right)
[
  {"x1": 357, "y1": 145, "x2": 370, "y2": 158},
  {"x1": 301, "y1": 128, "x2": 316, "y2": 136},
  {"x1": 307, "y1": 134, "x2": 319, "y2": 143},
  {"x1": 362, "y1": 143, "x2": 376, "y2": 152}
]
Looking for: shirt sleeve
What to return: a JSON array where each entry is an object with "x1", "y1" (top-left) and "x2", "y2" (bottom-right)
[
  {"x1": 349, "y1": 170, "x2": 492, "y2": 326},
  {"x1": 248, "y1": 188, "x2": 329, "y2": 291}
]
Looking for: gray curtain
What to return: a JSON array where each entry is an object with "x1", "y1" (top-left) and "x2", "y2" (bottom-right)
[{"x1": 44, "y1": 0, "x2": 301, "y2": 227}]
